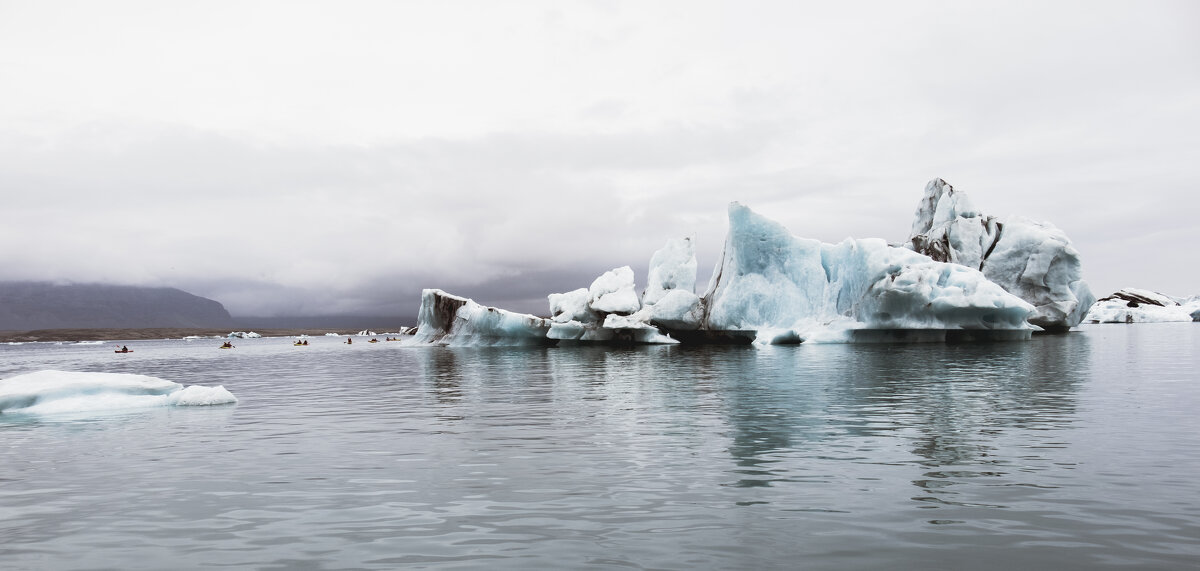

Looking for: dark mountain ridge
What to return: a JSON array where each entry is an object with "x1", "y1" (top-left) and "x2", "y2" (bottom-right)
[{"x1": 0, "y1": 282, "x2": 233, "y2": 330}]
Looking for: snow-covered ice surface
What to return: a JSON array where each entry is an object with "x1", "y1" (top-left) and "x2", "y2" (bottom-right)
[
  {"x1": 642, "y1": 236, "x2": 698, "y2": 306},
  {"x1": 543, "y1": 253, "x2": 693, "y2": 344},
  {"x1": 588, "y1": 266, "x2": 641, "y2": 315},
  {"x1": 408, "y1": 289, "x2": 553, "y2": 347},
  {"x1": 907, "y1": 178, "x2": 1095, "y2": 331},
  {"x1": 1084, "y1": 288, "x2": 1200, "y2": 324},
  {"x1": 0, "y1": 370, "x2": 237, "y2": 415},
  {"x1": 703, "y1": 203, "x2": 1035, "y2": 343},
  {"x1": 548, "y1": 288, "x2": 596, "y2": 324}
]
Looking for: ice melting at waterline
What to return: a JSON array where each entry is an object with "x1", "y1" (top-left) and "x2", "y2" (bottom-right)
[
  {"x1": 408, "y1": 179, "x2": 1096, "y2": 346},
  {"x1": 0, "y1": 370, "x2": 237, "y2": 415}
]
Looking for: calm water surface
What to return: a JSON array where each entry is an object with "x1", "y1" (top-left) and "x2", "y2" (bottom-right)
[{"x1": 2, "y1": 325, "x2": 1198, "y2": 570}]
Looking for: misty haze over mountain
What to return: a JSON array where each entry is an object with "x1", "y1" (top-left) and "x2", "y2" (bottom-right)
[{"x1": 0, "y1": 282, "x2": 421, "y2": 331}]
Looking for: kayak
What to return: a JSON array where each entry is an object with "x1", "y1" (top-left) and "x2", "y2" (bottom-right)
[{"x1": 114, "y1": 350, "x2": 133, "y2": 353}]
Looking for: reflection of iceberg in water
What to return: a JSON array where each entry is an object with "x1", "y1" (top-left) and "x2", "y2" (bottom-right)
[
  {"x1": 712, "y1": 336, "x2": 1091, "y2": 493},
  {"x1": 404, "y1": 338, "x2": 1089, "y2": 497},
  {"x1": 698, "y1": 338, "x2": 1091, "y2": 492}
]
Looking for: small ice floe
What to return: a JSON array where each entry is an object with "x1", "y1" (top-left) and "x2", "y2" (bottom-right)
[
  {"x1": 0, "y1": 370, "x2": 237, "y2": 415},
  {"x1": 1084, "y1": 288, "x2": 1200, "y2": 324}
]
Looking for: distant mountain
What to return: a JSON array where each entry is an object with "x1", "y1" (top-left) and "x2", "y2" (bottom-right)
[{"x1": 0, "y1": 282, "x2": 233, "y2": 330}]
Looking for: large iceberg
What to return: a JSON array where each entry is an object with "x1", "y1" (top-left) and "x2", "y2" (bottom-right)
[
  {"x1": 0, "y1": 370, "x2": 237, "y2": 415},
  {"x1": 701, "y1": 203, "x2": 1036, "y2": 343},
  {"x1": 907, "y1": 178, "x2": 1095, "y2": 331},
  {"x1": 1083, "y1": 288, "x2": 1200, "y2": 324},
  {"x1": 406, "y1": 189, "x2": 1088, "y2": 346},
  {"x1": 408, "y1": 289, "x2": 554, "y2": 347}
]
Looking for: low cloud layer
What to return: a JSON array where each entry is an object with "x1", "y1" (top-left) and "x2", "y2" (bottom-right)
[{"x1": 2, "y1": 1, "x2": 1197, "y2": 320}]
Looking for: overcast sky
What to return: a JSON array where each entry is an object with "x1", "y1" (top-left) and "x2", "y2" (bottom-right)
[{"x1": 1, "y1": 1, "x2": 1197, "y2": 319}]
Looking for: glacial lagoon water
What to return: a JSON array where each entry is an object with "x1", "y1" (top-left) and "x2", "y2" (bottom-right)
[{"x1": 1, "y1": 325, "x2": 1198, "y2": 570}]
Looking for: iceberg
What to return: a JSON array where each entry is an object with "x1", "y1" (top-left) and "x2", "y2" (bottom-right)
[
  {"x1": 642, "y1": 236, "x2": 698, "y2": 306},
  {"x1": 907, "y1": 178, "x2": 1095, "y2": 331},
  {"x1": 546, "y1": 315, "x2": 679, "y2": 344},
  {"x1": 701, "y1": 203, "x2": 1035, "y2": 343},
  {"x1": 408, "y1": 289, "x2": 553, "y2": 347},
  {"x1": 1083, "y1": 288, "x2": 1200, "y2": 324},
  {"x1": 634, "y1": 288, "x2": 704, "y2": 331},
  {"x1": 588, "y1": 266, "x2": 641, "y2": 315},
  {"x1": 0, "y1": 370, "x2": 237, "y2": 415},
  {"x1": 543, "y1": 255, "x2": 689, "y2": 344},
  {"x1": 548, "y1": 288, "x2": 597, "y2": 324},
  {"x1": 634, "y1": 237, "x2": 704, "y2": 331},
  {"x1": 406, "y1": 185, "x2": 1094, "y2": 346}
]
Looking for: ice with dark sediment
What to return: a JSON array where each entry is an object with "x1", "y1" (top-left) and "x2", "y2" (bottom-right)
[
  {"x1": 1084, "y1": 288, "x2": 1200, "y2": 324},
  {"x1": 701, "y1": 203, "x2": 1036, "y2": 343},
  {"x1": 906, "y1": 178, "x2": 1095, "y2": 331},
  {"x1": 406, "y1": 289, "x2": 553, "y2": 347}
]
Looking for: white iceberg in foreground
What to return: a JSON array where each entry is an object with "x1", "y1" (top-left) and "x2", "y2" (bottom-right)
[
  {"x1": 0, "y1": 370, "x2": 237, "y2": 415},
  {"x1": 702, "y1": 203, "x2": 1036, "y2": 343},
  {"x1": 907, "y1": 178, "x2": 1095, "y2": 331},
  {"x1": 409, "y1": 289, "x2": 553, "y2": 347},
  {"x1": 1083, "y1": 288, "x2": 1200, "y2": 324}
]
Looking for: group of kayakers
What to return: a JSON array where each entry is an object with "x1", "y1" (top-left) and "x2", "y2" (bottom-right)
[{"x1": 113, "y1": 335, "x2": 411, "y2": 354}]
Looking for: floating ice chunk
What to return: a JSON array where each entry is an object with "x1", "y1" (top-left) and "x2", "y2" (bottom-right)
[
  {"x1": 908, "y1": 178, "x2": 1095, "y2": 330},
  {"x1": 643, "y1": 236, "x2": 698, "y2": 306},
  {"x1": 548, "y1": 314, "x2": 678, "y2": 344},
  {"x1": 702, "y1": 202, "x2": 1035, "y2": 342},
  {"x1": 547, "y1": 319, "x2": 590, "y2": 340},
  {"x1": 548, "y1": 288, "x2": 597, "y2": 324},
  {"x1": 0, "y1": 370, "x2": 236, "y2": 415},
  {"x1": 168, "y1": 384, "x2": 239, "y2": 406},
  {"x1": 546, "y1": 264, "x2": 684, "y2": 343},
  {"x1": 588, "y1": 266, "x2": 641, "y2": 315},
  {"x1": 226, "y1": 331, "x2": 262, "y2": 339},
  {"x1": 637, "y1": 289, "x2": 703, "y2": 330},
  {"x1": 409, "y1": 289, "x2": 552, "y2": 347},
  {"x1": 1083, "y1": 288, "x2": 1200, "y2": 324}
]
